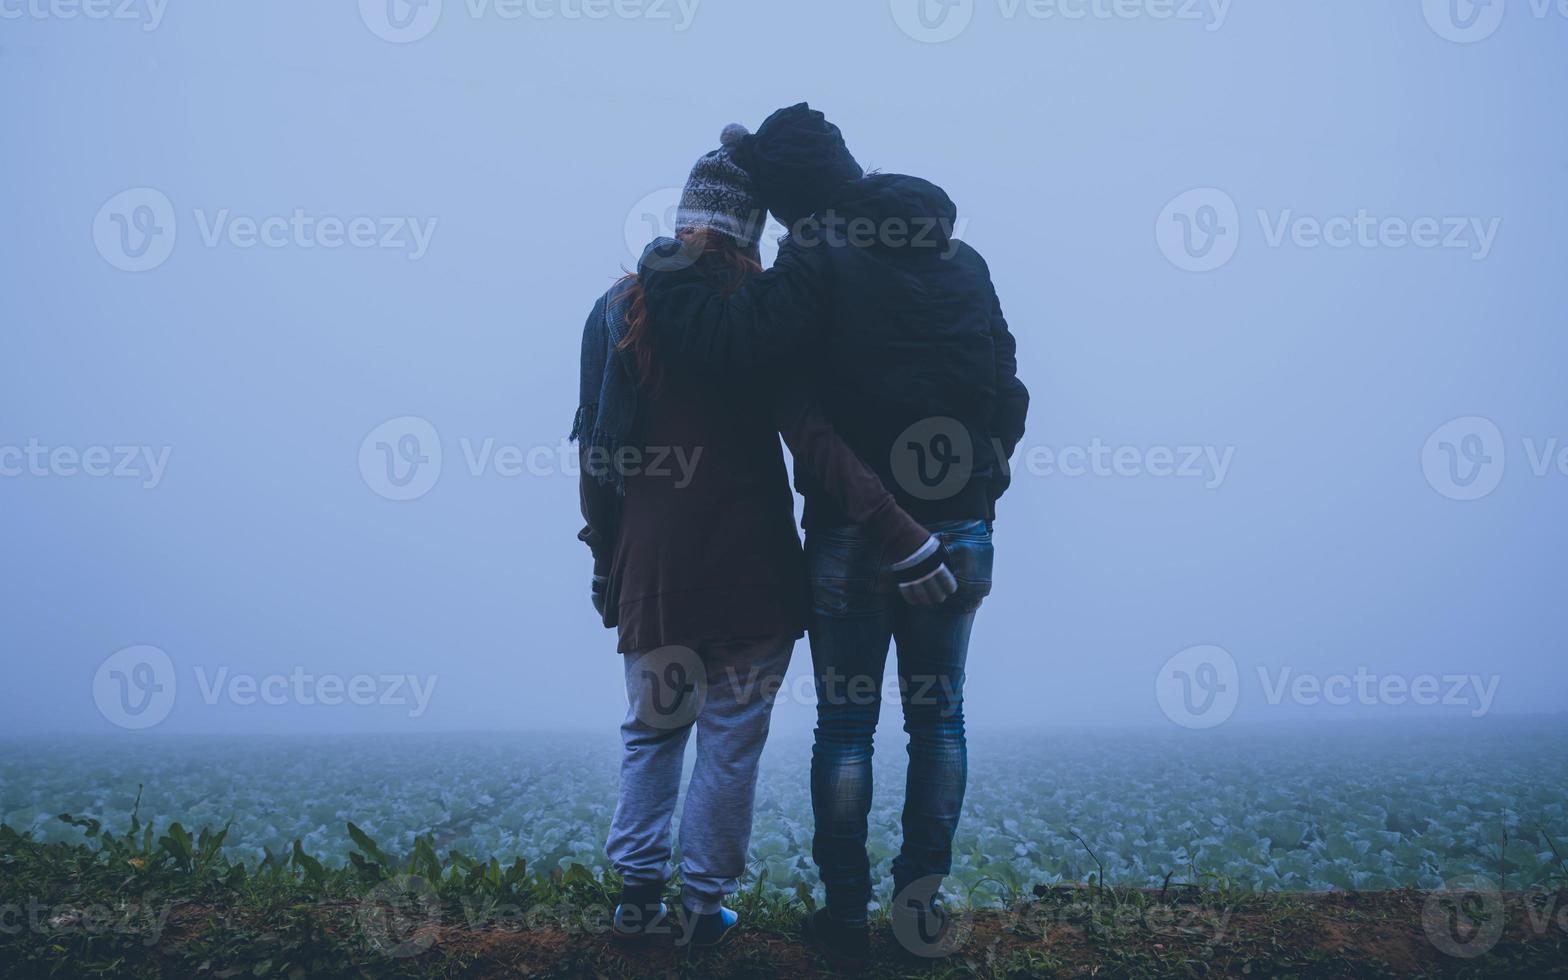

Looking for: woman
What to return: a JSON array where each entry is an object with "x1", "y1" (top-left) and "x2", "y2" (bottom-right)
[{"x1": 573, "y1": 125, "x2": 954, "y2": 948}]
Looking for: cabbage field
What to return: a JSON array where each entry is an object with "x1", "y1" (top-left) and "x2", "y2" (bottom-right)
[{"x1": 3, "y1": 718, "x2": 1564, "y2": 904}]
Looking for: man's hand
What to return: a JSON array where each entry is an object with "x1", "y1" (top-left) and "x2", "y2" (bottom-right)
[
  {"x1": 637, "y1": 236, "x2": 703, "y2": 278},
  {"x1": 591, "y1": 575, "x2": 608, "y2": 616},
  {"x1": 891, "y1": 536, "x2": 958, "y2": 606}
]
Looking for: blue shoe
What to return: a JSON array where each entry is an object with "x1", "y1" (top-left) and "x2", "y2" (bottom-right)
[
  {"x1": 678, "y1": 905, "x2": 738, "y2": 949},
  {"x1": 612, "y1": 884, "x2": 669, "y2": 942}
]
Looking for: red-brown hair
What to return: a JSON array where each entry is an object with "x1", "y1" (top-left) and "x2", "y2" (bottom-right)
[{"x1": 614, "y1": 230, "x2": 762, "y2": 392}]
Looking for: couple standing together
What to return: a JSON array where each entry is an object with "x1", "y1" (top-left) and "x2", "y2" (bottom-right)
[{"x1": 573, "y1": 103, "x2": 1029, "y2": 961}]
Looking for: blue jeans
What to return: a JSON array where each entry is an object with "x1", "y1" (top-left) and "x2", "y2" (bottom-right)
[{"x1": 805, "y1": 519, "x2": 994, "y2": 925}]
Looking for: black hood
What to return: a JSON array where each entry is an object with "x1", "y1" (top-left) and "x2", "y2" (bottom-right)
[
  {"x1": 821, "y1": 174, "x2": 958, "y2": 250},
  {"x1": 737, "y1": 102, "x2": 863, "y2": 227}
]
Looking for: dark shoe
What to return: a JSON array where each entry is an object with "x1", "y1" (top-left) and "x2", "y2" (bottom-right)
[
  {"x1": 802, "y1": 908, "x2": 869, "y2": 966},
  {"x1": 677, "y1": 905, "x2": 738, "y2": 949},
  {"x1": 612, "y1": 884, "x2": 669, "y2": 942},
  {"x1": 890, "y1": 894, "x2": 958, "y2": 959}
]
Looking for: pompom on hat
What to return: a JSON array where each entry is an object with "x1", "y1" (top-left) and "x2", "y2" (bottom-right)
[{"x1": 673, "y1": 124, "x2": 767, "y2": 248}]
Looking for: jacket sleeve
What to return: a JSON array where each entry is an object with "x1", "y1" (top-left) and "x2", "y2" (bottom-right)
[
  {"x1": 986, "y1": 283, "x2": 1030, "y2": 513},
  {"x1": 637, "y1": 236, "x2": 831, "y2": 373},
  {"x1": 577, "y1": 446, "x2": 617, "y2": 580},
  {"x1": 771, "y1": 383, "x2": 931, "y2": 562},
  {"x1": 574, "y1": 297, "x2": 618, "y2": 579}
]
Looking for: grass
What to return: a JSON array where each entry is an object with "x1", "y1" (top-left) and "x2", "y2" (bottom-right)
[{"x1": 2, "y1": 791, "x2": 1565, "y2": 979}]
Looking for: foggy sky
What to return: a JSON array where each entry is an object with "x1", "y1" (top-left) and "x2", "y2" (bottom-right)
[{"x1": 3, "y1": 0, "x2": 1565, "y2": 736}]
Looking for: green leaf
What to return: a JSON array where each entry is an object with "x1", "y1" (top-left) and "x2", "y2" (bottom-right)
[
  {"x1": 291, "y1": 840, "x2": 326, "y2": 886},
  {"x1": 346, "y1": 822, "x2": 391, "y2": 870}
]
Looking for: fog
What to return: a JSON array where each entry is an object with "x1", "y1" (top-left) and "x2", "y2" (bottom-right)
[{"x1": 3, "y1": 0, "x2": 1564, "y2": 738}]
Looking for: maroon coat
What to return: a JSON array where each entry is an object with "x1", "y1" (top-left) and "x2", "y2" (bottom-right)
[{"x1": 579, "y1": 357, "x2": 929, "y2": 655}]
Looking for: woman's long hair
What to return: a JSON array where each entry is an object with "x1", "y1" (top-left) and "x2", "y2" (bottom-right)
[{"x1": 614, "y1": 230, "x2": 762, "y2": 392}]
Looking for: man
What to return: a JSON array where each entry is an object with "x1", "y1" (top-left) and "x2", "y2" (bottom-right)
[{"x1": 637, "y1": 104, "x2": 1029, "y2": 962}]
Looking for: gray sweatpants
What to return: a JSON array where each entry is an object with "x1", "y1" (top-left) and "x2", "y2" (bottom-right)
[{"x1": 607, "y1": 635, "x2": 794, "y2": 914}]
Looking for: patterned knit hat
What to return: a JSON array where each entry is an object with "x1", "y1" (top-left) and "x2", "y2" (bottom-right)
[{"x1": 675, "y1": 124, "x2": 767, "y2": 248}]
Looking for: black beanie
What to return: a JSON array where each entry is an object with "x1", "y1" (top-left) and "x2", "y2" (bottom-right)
[{"x1": 732, "y1": 103, "x2": 864, "y2": 225}]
